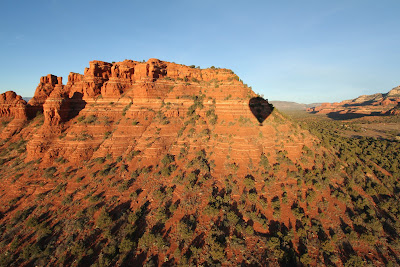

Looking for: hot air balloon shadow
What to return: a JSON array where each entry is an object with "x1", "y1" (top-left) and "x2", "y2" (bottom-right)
[{"x1": 249, "y1": 97, "x2": 274, "y2": 126}]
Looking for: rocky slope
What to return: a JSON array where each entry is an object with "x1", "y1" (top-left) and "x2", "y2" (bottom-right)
[
  {"x1": 307, "y1": 86, "x2": 400, "y2": 116},
  {"x1": 0, "y1": 59, "x2": 399, "y2": 266}
]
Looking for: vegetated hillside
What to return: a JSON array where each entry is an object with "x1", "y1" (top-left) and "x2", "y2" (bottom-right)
[
  {"x1": 0, "y1": 59, "x2": 398, "y2": 266},
  {"x1": 285, "y1": 109, "x2": 400, "y2": 141},
  {"x1": 307, "y1": 86, "x2": 400, "y2": 117}
]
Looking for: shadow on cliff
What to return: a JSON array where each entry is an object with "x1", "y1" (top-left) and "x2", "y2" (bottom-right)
[
  {"x1": 249, "y1": 97, "x2": 274, "y2": 125},
  {"x1": 67, "y1": 92, "x2": 86, "y2": 121}
]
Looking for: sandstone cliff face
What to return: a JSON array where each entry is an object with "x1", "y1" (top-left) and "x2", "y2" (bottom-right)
[{"x1": 307, "y1": 86, "x2": 400, "y2": 115}]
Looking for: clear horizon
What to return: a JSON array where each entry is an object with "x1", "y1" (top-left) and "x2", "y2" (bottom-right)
[{"x1": 1, "y1": 0, "x2": 399, "y2": 104}]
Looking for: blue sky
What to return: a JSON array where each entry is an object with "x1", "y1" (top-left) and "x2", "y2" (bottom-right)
[{"x1": 1, "y1": 0, "x2": 399, "y2": 103}]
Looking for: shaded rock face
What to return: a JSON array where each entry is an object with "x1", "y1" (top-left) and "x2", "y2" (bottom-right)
[{"x1": 307, "y1": 86, "x2": 400, "y2": 116}]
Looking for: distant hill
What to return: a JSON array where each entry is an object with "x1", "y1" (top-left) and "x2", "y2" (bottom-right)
[{"x1": 270, "y1": 100, "x2": 321, "y2": 111}]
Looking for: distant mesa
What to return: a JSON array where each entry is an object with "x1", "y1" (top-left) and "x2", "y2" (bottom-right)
[{"x1": 307, "y1": 85, "x2": 400, "y2": 118}]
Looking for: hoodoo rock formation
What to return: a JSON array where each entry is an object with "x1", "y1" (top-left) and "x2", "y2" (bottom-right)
[{"x1": 307, "y1": 86, "x2": 400, "y2": 116}]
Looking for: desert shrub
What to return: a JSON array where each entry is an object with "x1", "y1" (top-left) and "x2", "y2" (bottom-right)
[
  {"x1": 138, "y1": 232, "x2": 166, "y2": 250},
  {"x1": 126, "y1": 150, "x2": 141, "y2": 161},
  {"x1": 161, "y1": 154, "x2": 175, "y2": 166},
  {"x1": 282, "y1": 191, "x2": 288, "y2": 203},
  {"x1": 119, "y1": 238, "x2": 134, "y2": 253},
  {"x1": 22, "y1": 243, "x2": 41, "y2": 260},
  {"x1": 306, "y1": 189, "x2": 316, "y2": 203},
  {"x1": 243, "y1": 175, "x2": 255, "y2": 188},
  {"x1": 73, "y1": 132, "x2": 93, "y2": 141},
  {"x1": 155, "y1": 111, "x2": 170, "y2": 125},
  {"x1": 206, "y1": 107, "x2": 218, "y2": 125},
  {"x1": 161, "y1": 165, "x2": 176, "y2": 177},
  {"x1": 43, "y1": 166, "x2": 57, "y2": 179},
  {"x1": 62, "y1": 194, "x2": 73, "y2": 205},
  {"x1": 104, "y1": 131, "x2": 112, "y2": 139},
  {"x1": 52, "y1": 182, "x2": 67, "y2": 194},
  {"x1": 271, "y1": 196, "x2": 280, "y2": 211},
  {"x1": 122, "y1": 102, "x2": 132, "y2": 116},
  {"x1": 300, "y1": 254, "x2": 312, "y2": 265},
  {"x1": 77, "y1": 116, "x2": 85, "y2": 123},
  {"x1": 26, "y1": 216, "x2": 39, "y2": 227},
  {"x1": 96, "y1": 209, "x2": 112, "y2": 229},
  {"x1": 118, "y1": 180, "x2": 132, "y2": 192},
  {"x1": 8, "y1": 139, "x2": 27, "y2": 153},
  {"x1": 84, "y1": 115, "x2": 97, "y2": 124},
  {"x1": 344, "y1": 255, "x2": 364, "y2": 267},
  {"x1": 93, "y1": 157, "x2": 106, "y2": 164},
  {"x1": 55, "y1": 156, "x2": 67, "y2": 164},
  {"x1": 248, "y1": 190, "x2": 258, "y2": 202}
]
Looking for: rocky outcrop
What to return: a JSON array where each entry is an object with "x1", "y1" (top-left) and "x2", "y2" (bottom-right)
[
  {"x1": 0, "y1": 91, "x2": 28, "y2": 139},
  {"x1": 27, "y1": 74, "x2": 63, "y2": 118},
  {"x1": 0, "y1": 91, "x2": 27, "y2": 119},
  {"x1": 307, "y1": 86, "x2": 400, "y2": 115}
]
